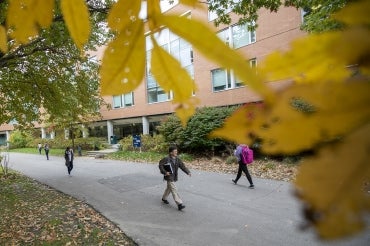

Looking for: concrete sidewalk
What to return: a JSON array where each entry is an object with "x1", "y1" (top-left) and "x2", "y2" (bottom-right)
[{"x1": 8, "y1": 153, "x2": 369, "y2": 246}]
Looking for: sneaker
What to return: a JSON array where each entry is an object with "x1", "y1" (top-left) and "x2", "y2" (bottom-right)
[
  {"x1": 162, "y1": 199, "x2": 169, "y2": 204},
  {"x1": 249, "y1": 185, "x2": 255, "y2": 189},
  {"x1": 178, "y1": 204, "x2": 186, "y2": 211},
  {"x1": 232, "y1": 179, "x2": 237, "y2": 185}
]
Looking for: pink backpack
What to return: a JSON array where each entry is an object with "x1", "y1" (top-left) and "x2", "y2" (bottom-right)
[{"x1": 241, "y1": 145, "x2": 254, "y2": 165}]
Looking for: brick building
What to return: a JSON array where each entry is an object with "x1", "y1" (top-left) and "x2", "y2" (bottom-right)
[{"x1": 0, "y1": 2, "x2": 305, "y2": 145}]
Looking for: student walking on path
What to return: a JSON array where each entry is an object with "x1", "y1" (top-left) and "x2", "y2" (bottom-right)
[
  {"x1": 37, "y1": 143, "x2": 42, "y2": 154},
  {"x1": 159, "y1": 146, "x2": 191, "y2": 211},
  {"x1": 64, "y1": 146, "x2": 74, "y2": 176},
  {"x1": 44, "y1": 143, "x2": 50, "y2": 160},
  {"x1": 232, "y1": 144, "x2": 254, "y2": 189}
]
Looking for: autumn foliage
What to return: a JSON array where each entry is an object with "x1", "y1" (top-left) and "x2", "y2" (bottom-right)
[{"x1": 1, "y1": 0, "x2": 369, "y2": 240}]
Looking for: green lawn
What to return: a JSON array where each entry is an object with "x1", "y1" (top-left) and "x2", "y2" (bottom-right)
[
  {"x1": 8, "y1": 148, "x2": 194, "y2": 163},
  {"x1": 9, "y1": 148, "x2": 72, "y2": 156},
  {"x1": 106, "y1": 150, "x2": 194, "y2": 163}
]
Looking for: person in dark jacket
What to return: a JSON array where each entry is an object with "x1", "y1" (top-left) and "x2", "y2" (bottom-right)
[
  {"x1": 159, "y1": 145, "x2": 191, "y2": 211},
  {"x1": 64, "y1": 146, "x2": 74, "y2": 176},
  {"x1": 44, "y1": 143, "x2": 50, "y2": 160}
]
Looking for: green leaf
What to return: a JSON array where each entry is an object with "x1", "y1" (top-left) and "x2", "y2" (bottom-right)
[
  {"x1": 100, "y1": 19, "x2": 145, "y2": 95},
  {"x1": 60, "y1": 0, "x2": 91, "y2": 49}
]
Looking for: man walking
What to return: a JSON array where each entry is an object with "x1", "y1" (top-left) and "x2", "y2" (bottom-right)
[{"x1": 159, "y1": 146, "x2": 191, "y2": 211}]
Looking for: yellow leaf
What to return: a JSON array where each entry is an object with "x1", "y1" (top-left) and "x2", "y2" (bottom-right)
[
  {"x1": 0, "y1": 25, "x2": 7, "y2": 53},
  {"x1": 34, "y1": 0, "x2": 54, "y2": 28},
  {"x1": 261, "y1": 33, "x2": 351, "y2": 84},
  {"x1": 156, "y1": 14, "x2": 275, "y2": 104},
  {"x1": 151, "y1": 39, "x2": 196, "y2": 102},
  {"x1": 100, "y1": 20, "x2": 145, "y2": 96},
  {"x1": 147, "y1": 0, "x2": 162, "y2": 32},
  {"x1": 60, "y1": 0, "x2": 91, "y2": 49},
  {"x1": 210, "y1": 103, "x2": 264, "y2": 145},
  {"x1": 151, "y1": 38, "x2": 198, "y2": 124},
  {"x1": 7, "y1": 0, "x2": 38, "y2": 43},
  {"x1": 294, "y1": 123, "x2": 370, "y2": 239},
  {"x1": 255, "y1": 81, "x2": 370, "y2": 154},
  {"x1": 107, "y1": 0, "x2": 141, "y2": 32},
  {"x1": 179, "y1": 0, "x2": 204, "y2": 8},
  {"x1": 212, "y1": 81, "x2": 370, "y2": 154},
  {"x1": 175, "y1": 98, "x2": 199, "y2": 126},
  {"x1": 334, "y1": 0, "x2": 370, "y2": 25}
]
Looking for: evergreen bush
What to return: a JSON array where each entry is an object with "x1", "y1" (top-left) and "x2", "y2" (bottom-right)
[{"x1": 157, "y1": 106, "x2": 238, "y2": 155}]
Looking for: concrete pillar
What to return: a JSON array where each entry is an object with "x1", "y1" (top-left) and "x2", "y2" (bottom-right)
[
  {"x1": 82, "y1": 125, "x2": 88, "y2": 138},
  {"x1": 65, "y1": 129, "x2": 69, "y2": 139},
  {"x1": 6, "y1": 131, "x2": 10, "y2": 147},
  {"x1": 50, "y1": 131, "x2": 55, "y2": 139},
  {"x1": 142, "y1": 116, "x2": 149, "y2": 135},
  {"x1": 107, "y1": 120, "x2": 114, "y2": 143},
  {"x1": 41, "y1": 127, "x2": 46, "y2": 139}
]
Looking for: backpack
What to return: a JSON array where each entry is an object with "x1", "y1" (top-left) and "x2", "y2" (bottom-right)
[{"x1": 241, "y1": 145, "x2": 254, "y2": 165}]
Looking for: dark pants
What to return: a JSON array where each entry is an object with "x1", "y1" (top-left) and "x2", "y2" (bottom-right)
[
  {"x1": 235, "y1": 161, "x2": 253, "y2": 185},
  {"x1": 45, "y1": 150, "x2": 49, "y2": 160},
  {"x1": 66, "y1": 161, "x2": 73, "y2": 174}
]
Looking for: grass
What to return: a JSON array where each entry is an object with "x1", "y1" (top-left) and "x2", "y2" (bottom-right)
[
  {"x1": 0, "y1": 170, "x2": 137, "y2": 245},
  {"x1": 106, "y1": 150, "x2": 194, "y2": 163},
  {"x1": 9, "y1": 147, "x2": 66, "y2": 156}
]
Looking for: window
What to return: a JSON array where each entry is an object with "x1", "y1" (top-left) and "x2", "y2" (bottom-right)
[
  {"x1": 145, "y1": 24, "x2": 194, "y2": 103},
  {"x1": 212, "y1": 58, "x2": 256, "y2": 91},
  {"x1": 112, "y1": 93, "x2": 134, "y2": 108},
  {"x1": 218, "y1": 23, "x2": 256, "y2": 49}
]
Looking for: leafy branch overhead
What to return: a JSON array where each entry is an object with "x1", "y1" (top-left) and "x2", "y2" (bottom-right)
[{"x1": 1, "y1": 0, "x2": 369, "y2": 240}]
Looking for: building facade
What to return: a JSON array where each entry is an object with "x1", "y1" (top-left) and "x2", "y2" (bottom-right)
[{"x1": 0, "y1": 3, "x2": 305, "y2": 145}]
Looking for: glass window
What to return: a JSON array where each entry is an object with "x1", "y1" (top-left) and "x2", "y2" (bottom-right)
[
  {"x1": 113, "y1": 95, "x2": 122, "y2": 108},
  {"x1": 123, "y1": 93, "x2": 134, "y2": 107},
  {"x1": 147, "y1": 88, "x2": 158, "y2": 104},
  {"x1": 232, "y1": 24, "x2": 250, "y2": 49},
  {"x1": 235, "y1": 58, "x2": 257, "y2": 87},
  {"x1": 112, "y1": 93, "x2": 134, "y2": 108},
  {"x1": 212, "y1": 68, "x2": 228, "y2": 91},
  {"x1": 155, "y1": 29, "x2": 169, "y2": 46},
  {"x1": 218, "y1": 23, "x2": 256, "y2": 49},
  {"x1": 147, "y1": 87, "x2": 170, "y2": 104},
  {"x1": 170, "y1": 39, "x2": 180, "y2": 60},
  {"x1": 147, "y1": 75, "x2": 157, "y2": 89},
  {"x1": 146, "y1": 27, "x2": 194, "y2": 103},
  {"x1": 217, "y1": 28, "x2": 230, "y2": 46}
]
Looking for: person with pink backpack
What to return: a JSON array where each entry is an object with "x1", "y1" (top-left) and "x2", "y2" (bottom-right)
[{"x1": 232, "y1": 144, "x2": 254, "y2": 189}]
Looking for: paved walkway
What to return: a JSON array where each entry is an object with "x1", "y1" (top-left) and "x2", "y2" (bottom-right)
[{"x1": 8, "y1": 153, "x2": 369, "y2": 246}]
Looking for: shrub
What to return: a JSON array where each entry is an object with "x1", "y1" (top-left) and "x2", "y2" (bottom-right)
[
  {"x1": 26, "y1": 136, "x2": 106, "y2": 151},
  {"x1": 225, "y1": 155, "x2": 237, "y2": 165},
  {"x1": 9, "y1": 130, "x2": 33, "y2": 149},
  {"x1": 118, "y1": 134, "x2": 167, "y2": 153},
  {"x1": 157, "y1": 106, "x2": 238, "y2": 155}
]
